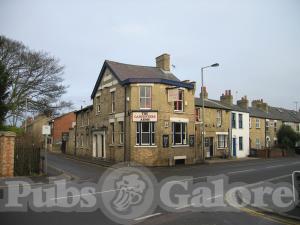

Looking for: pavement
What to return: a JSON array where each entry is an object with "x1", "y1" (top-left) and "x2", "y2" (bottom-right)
[{"x1": 0, "y1": 153, "x2": 299, "y2": 225}]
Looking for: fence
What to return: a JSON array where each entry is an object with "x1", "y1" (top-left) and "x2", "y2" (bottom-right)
[{"x1": 14, "y1": 134, "x2": 41, "y2": 176}]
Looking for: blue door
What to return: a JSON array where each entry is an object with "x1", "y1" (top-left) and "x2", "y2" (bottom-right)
[{"x1": 232, "y1": 138, "x2": 236, "y2": 157}]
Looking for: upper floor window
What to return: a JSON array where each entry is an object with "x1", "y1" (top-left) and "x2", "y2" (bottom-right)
[
  {"x1": 96, "y1": 96, "x2": 101, "y2": 113},
  {"x1": 249, "y1": 118, "x2": 252, "y2": 129},
  {"x1": 216, "y1": 110, "x2": 222, "y2": 127},
  {"x1": 172, "y1": 122, "x2": 187, "y2": 145},
  {"x1": 195, "y1": 108, "x2": 200, "y2": 122},
  {"x1": 238, "y1": 114, "x2": 243, "y2": 129},
  {"x1": 231, "y1": 113, "x2": 236, "y2": 128},
  {"x1": 266, "y1": 120, "x2": 269, "y2": 131},
  {"x1": 111, "y1": 91, "x2": 115, "y2": 113},
  {"x1": 274, "y1": 121, "x2": 277, "y2": 132},
  {"x1": 256, "y1": 119, "x2": 260, "y2": 128},
  {"x1": 140, "y1": 86, "x2": 152, "y2": 109},
  {"x1": 174, "y1": 90, "x2": 184, "y2": 112}
]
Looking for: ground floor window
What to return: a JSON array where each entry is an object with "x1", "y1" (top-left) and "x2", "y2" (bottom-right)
[
  {"x1": 119, "y1": 121, "x2": 124, "y2": 144},
  {"x1": 239, "y1": 136, "x2": 243, "y2": 150},
  {"x1": 136, "y1": 122, "x2": 155, "y2": 146},
  {"x1": 172, "y1": 122, "x2": 187, "y2": 145},
  {"x1": 217, "y1": 135, "x2": 228, "y2": 148},
  {"x1": 256, "y1": 138, "x2": 260, "y2": 149}
]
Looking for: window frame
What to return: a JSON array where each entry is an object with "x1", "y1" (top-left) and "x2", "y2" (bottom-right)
[
  {"x1": 217, "y1": 135, "x2": 228, "y2": 149},
  {"x1": 119, "y1": 121, "x2": 124, "y2": 144},
  {"x1": 238, "y1": 113, "x2": 243, "y2": 129},
  {"x1": 232, "y1": 113, "x2": 236, "y2": 129},
  {"x1": 239, "y1": 136, "x2": 243, "y2": 150},
  {"x1": 172, "y1": 122, "x2": 187, "y2": 145},
  {"x1": 139, "y1": 86, "x2": 152, "y2": 110},
  {"x1": 96, "y1": 96, "x2": 101, "y2": 113},
  {"x1": 111, "y1": 123, "x2": 115, "y2": 144},
  {"x1": 174, "y1": 89, "x2": 184, "y2": 112},
  {"x1": 136, "y1": 122, "x2": 155, "y2": 146},
  {"x1": 216, "y1": 110, "x2": 222, "y2": 127},
  {"x1": 256, "y1": 118, "x2": 260, "y2": 128},
  {"x1": 111, "y1": 91, "x2": 116, "y2": 113}
]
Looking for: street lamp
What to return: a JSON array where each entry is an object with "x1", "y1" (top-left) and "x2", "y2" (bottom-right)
[{"x1": 201, "y1": 63, "x2": 219, "y2": 161}]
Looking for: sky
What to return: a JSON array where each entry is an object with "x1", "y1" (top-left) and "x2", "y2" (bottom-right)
[{"x1": 1, "y1": 0, "x2": 300, "y2": 111}]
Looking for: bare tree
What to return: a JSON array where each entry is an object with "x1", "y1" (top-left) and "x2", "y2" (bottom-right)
[{"x1": 0, "y1": 36, "x2": 72, "y2": 126}]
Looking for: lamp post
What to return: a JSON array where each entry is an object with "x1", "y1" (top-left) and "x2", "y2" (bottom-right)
[{"x1": 201, "y1": 63, "x2": 219, "y2": 161}]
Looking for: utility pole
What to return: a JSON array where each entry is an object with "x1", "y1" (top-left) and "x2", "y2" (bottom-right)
[
  {"x1": 24, "y1": 98, "x2": 28, "y2": 133},
  {"x1": 294, "y1": 101, "x2": 299, "y2": 112}
]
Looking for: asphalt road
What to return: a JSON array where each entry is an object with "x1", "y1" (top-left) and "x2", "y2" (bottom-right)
[{"x1": 0, "y1": 153, "x2": 300, "y2": 225}]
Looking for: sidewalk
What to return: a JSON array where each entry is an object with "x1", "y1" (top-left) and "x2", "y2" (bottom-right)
[{"x1": 204, "y1": 157, "x2": 261, "y2": 164}]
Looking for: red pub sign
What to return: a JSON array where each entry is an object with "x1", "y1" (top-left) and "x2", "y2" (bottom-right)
[{"x1": 132, "y1": 112, "x2": 157, "y2": 122}]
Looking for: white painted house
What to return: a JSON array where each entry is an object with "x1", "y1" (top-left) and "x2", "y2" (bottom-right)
[{"x1": 230, "y1": 105, "x2": 250, "y2": 158}]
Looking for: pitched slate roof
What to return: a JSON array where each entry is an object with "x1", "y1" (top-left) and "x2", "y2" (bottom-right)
[
  {"x1": 75, "y1": 105, "x2": 93, "y2": 114},
  {"x1": 91, "y1": 60, "x2": 194, "y2": 98},
  {"x1": 194, "y1": 98, "x2": 230, "y2": 110},
  {"x1": 248, "y1": 107, "x2": 268, "y2": 118}
]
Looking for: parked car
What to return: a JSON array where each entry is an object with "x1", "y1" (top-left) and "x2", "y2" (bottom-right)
[{"x1": 295, "y1": 142, "x2": 300, "y2": 154}]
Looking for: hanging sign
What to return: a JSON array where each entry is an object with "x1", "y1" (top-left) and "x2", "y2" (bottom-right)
[{"x1": 168, "y1": 89, "x2": 179, "y2": 102}]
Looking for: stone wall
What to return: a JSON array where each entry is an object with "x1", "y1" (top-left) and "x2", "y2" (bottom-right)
[{"x1": 0, "y1": 131, "x2": 16, "y2": 177}]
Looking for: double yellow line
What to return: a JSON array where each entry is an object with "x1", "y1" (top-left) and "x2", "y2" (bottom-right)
[{"x1": 240, "y1": 206, "x2": 300, "y2": 225}]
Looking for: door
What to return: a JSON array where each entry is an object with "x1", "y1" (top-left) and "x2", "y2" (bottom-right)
[
  {"x1": 93, "y1": 132, "x2": 106, "y2": 158},
  {"x1": 209, "y1": 137, "x2": 214, "y2": 157},
  {"x1": 232, "y1": 137, "x2": 237, "y2": 157}
]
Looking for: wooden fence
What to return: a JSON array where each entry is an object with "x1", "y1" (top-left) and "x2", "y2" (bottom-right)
[{"x1": 14, "y1": 134, "x2": 41, "y2": 176}]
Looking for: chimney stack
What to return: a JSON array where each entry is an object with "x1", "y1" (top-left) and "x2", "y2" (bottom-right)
[
  {"x1": 200, "y1": 86, "x2": 208, "y2": 100},
  {"x1": 156, "y1": 53, "x2": 170, "y2": 71},
  {"x1": 252, "y1": 99, "x2": 268, "y2": 113},
  {"x1": 237, "y1": 96, "x2": 249, "y2": 110},
  {"x1": 220, "y1": 90, "x2": 233, "y2": 106}
]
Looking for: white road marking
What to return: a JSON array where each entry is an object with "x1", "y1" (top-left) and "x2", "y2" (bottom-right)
[
  {"x1": 265, "y1": 164, "x2": 284, "y2": 169},
  {"x1": 134, "y1": 213, "x2": 162, "y2": 221},
  {"x1": 206, "y1": 194, "x2": 223, "y2": 200},
  {"x1": 227, "y1": 169, "x2": 256, "y2": 175},
  {"x1": 175, "y1": 203, "x2": 195, "y2": 210}
]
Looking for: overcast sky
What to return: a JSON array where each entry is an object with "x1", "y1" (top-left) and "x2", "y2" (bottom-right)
[{"x1": 1, "y1": 0, "x2": 300, "y2": 111}]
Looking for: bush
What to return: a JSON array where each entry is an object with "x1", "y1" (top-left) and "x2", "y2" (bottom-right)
[
  {"x1": 277, "y1": 125, "x2": 300, "y2": 150},
  {"x1": 0, "y1": 125, "x2": 24, "y2": 135}
]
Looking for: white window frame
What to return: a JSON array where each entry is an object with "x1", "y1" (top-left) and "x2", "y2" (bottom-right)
[
  {"x1": 217, "y1": 135, "x2": 228, "y2": 149},
  {"x1": 216, "y1": 110, "x2": 222, "y2": 127},
  {"x1": 136, "y1": 122, "x2": 155, "y2": 146},
  {"x1": 111, "y1": 123, "x2": 115, "y2": 144},
  {"x1": 238, "y1": 113, "x2": 243, "y2": 129},
  {"x1": 249, "y1": 118, "x2": 252, "y2": 129},
  {"x1": 256, "y1": 118, "x2": 260, "y2": 128},
  {"x1": 139, "y1": 86, "x2": 152, "y2": 109},
  {"x1": 111, "y1": 91, "x2": 115, "y2": 113},
  {"x1": 119, "y1": 121, "x2": 124, "y2": 144},
  {"x1": 172, "y1": 122, "x2": 187, "y2": 145},
  {"x1": 256, "y1": 138, "x2": 260, "y2": 149},
  {"x1": 239, "y1": 136, "x2": 243, "y2": 150},
  {"x1": 174, "y1": 89, "x2": 184, "y2": 112},
  {"x1": 96, "y1": 96, "x2": 101, "y2": 114}
]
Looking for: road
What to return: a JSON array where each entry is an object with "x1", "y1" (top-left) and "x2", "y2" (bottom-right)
[{"x1": 0, "y1": 153, "x2": 300, "y2": 225}]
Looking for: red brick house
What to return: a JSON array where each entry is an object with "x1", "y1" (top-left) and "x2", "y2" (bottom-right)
[{"x1": 49, "y1": 111, "x2": 76, "y2": 152}]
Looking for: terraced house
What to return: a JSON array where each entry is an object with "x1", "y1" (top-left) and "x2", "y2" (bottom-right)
[
  {"x1": 73, "y1": 54, "x2": 196, "y2": 166},
  {"x1": 195, "y1": 87, "x2": 231, "y2": 159}
]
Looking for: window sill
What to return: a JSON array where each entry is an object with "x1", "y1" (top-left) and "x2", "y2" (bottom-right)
[
  {"x1": 171, "y1": 145, "x2": 190, "y2": 148},
  {"x1": 174, "y1": 111, "x2": 184, "y2": 114},
  {"x1": 134, "y1": 145, "x2": 157, "y2": 148}
]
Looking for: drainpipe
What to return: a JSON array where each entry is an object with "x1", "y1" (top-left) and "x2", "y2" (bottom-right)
[
  {"x1": 74, "y1": 112, "x2": 77, "y2": 156},
  {"x1": 124, "y1": 85, "x2": 127, "y2": 162}
]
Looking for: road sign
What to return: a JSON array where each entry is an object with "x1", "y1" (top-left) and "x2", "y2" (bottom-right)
[
  {"x1": 42, "y1": 125, "x2": 51, "y2": 135},
  {"x1": 292, "y1": 171, "x2": 300, "y2": 206}
]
